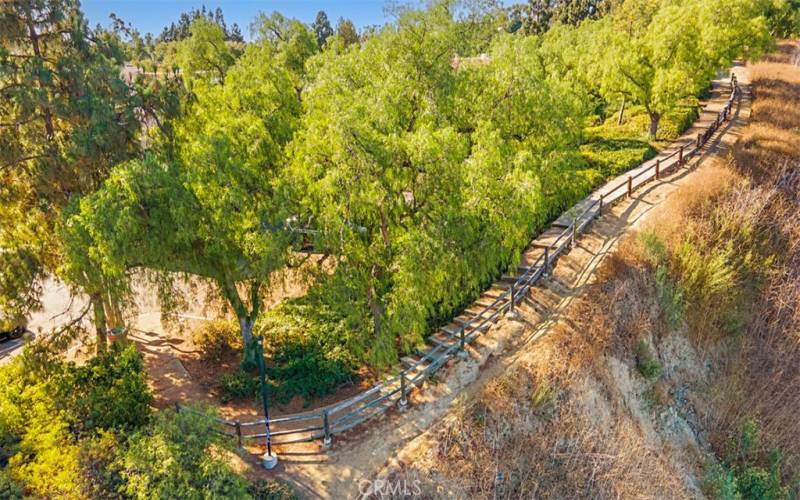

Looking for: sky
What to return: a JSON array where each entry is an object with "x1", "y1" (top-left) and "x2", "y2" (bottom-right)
[{"x1": 81, "y1": 1, "x2": 395, "y2": 39}]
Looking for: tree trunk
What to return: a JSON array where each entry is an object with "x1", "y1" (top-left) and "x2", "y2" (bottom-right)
[
  {"x1": 365, "y1": 265, "x2": 384, "y2": 338},
  {"x1": 617, "y1": 96, "x2": 626, "y2": 125},
  {"x1": 239, "y1": 316, "x2": 254, "y2": 345},
  {"x1": 648, "y1": 112, "x2": 661, "y2": 140},
  {"x1": 92, "y1": 295, "x2": 108, "y2": 354}
]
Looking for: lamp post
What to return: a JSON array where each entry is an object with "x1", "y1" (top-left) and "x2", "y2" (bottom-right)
[{"x1": 256, "y1": 337, "x2": 278, "y2": 469}]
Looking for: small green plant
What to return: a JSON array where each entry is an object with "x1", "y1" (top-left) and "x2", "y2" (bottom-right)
[
  {"x1": 704, "y1": 418, "x2": 791, "y2": 500},
  {"x1": 219, "y1": 370, "x2": 259, "y2": 403},
  {"x1": 655, "y1": 266, "x2": 685, "y2": 330},
  {"x1": 193, "y1": 319, "x2": 241, "y2": 361},
  {"x1": 531, "y1": 381, "x2": 557, "y2": 413},
  {"x1": 635, "y1": 340, "x2": 661, "y2": 380}
]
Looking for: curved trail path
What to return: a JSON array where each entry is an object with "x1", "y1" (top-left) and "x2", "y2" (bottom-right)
[{"x1": 265, "y1": 65, "x2": 752, "y2": 498}]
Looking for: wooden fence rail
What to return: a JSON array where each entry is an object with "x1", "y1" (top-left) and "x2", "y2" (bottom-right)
[{"x1": 177, "y1": 73, "x2": 741, "y2": 453}]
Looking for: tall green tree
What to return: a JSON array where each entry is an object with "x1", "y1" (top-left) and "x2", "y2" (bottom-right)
[
  {"x1": 175, "y1": 17, "x2": 235, "y2": 86},
  {"x1": 67, "y1": 41, "x2": 300, "y2": 345},
  {"x1": 336, "y1": 17, "x2": 360, "y2": 46},
  {"x1": 290, "y1": 2, "x2": 587, "y2": 366},
  {"x1": 0, "y1": 0, "x2": 143, "y2": 348},
  {"x1": 597, "y1": 0, "x2": 772, "y2": 138},
  {"x1": 312, "y1": 10, "x2": 334, "y2": 48}
]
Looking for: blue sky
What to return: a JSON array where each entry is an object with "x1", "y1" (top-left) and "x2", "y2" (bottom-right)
[{"x1": 82, "y1": 1, "x2": 394, "y2": 38}]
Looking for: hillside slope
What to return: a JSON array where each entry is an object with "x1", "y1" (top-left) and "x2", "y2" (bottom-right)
[{"x1": 374, "y1": 44, "x2": 800, "y2": 499}]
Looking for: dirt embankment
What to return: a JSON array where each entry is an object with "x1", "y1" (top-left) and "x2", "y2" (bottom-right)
[{"x1": 376, "y1": 43, "x2": 800, "y2": 499}]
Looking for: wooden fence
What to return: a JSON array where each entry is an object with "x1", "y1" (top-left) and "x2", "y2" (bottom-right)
[{"x1": 177, "y1": 73, "x2": 741, "y2": 453}]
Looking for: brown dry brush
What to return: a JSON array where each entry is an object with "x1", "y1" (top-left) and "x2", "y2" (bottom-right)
[{"x1": 703, "y1": 56, "x2": 800, "y2": 483}]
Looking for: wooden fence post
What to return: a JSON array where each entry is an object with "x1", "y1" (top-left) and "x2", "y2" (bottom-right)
[
  {"x1": 322, "y1": 410, "x2": 332, "y2": 449},
  {"x1": 509, "y1": 282, "x2": 516, "y2": 314},
  {"x1": 679, "y1": 145, "x2": 684, "y2": 166},
  {"x1": 627, "y1": 176, "x2": 633, "y2": 197},
  {"x1": 598, "y1": 194, "x2": 604, "y2": 215},
  {"x1": 543, "y1": 246, "x2": 550, "y2": 277},
  {"x1": 399, "y1": 372, "x2": 408, "y2": 410},
  {"x1": 697, "y1": 133, "x2": 702, "y2": 148},
  {"x1": 655, "y1": 159, "x2": 660, "y2": 180},
  {"x1": 235, "y1": 422, "x2": 243, "y2": 450},
  {"x1": 571, "y1": 218, "x2": 577, "y2": 247},
  {"x1": 459, "y1": 325, "x2": 466, "y2": 355}
]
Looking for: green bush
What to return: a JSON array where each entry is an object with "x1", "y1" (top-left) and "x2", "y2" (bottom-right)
[
  {"x1": 0, "y1": 470, "x2": 23, "y2": 499},
  {"x1": 655, "y1": 265, "x2": 685, "y2": 330},
  {"x1": 267, "y1": 340, "x2": 355, "y2": 404},
  {"x1": 635, "y1": 340, "x2": 661, "y2": 381},
  {"x1": 58, "y1": 343, "x2": 153, "y2": 434},
  {"x1": 704, "y1": 418, "x2": 792, "y2": 500},
  {"x1": 219, "y1": 370, "x2": 259, "y2": 403},
  {"x1": 580, "y1": 138, "x2": 657, "y2": 177},
  {"x1": 193, "y1": 319, "x2": 242, "y2": 361},
  {"x1": 118, "y1": 407, "x2": 249, "y2": 499}
]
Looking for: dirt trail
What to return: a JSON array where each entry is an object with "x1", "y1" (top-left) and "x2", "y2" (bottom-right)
[{"x1": 265, "y1": 66, "x2": 752, "y2": 498}]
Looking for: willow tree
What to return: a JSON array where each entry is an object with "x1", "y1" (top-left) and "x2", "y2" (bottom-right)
[
  {"x1": 597, "y1": 0, "x2": 772, "y2": 139},
  {"x1": 0, "y1": 0, "x2": 142, "y2": 348},
  {"x1": 174, "y1": 17, "x2": 235, "y2": 86},
  {"x1": 289, "y1": 2, "x2": 587, "y2": 366},
  {"x1": 67, "y1": 41, "x2": 299, "y2": 345}
]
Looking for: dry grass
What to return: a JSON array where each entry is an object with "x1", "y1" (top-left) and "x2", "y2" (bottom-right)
[
  {"x1": 386, "y1": 244, "x2": 690, "y2": 498},
  {"x1": 701, "y1": 52, "x2": 800, "y2": 485}
]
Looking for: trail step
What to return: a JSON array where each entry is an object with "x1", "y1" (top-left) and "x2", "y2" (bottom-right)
[{"x1": 428, "y1": 336, "x2": 452, "y2": 348}]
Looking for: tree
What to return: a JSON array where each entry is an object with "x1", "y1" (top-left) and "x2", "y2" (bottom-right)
[
  {"x1": 229, "y1": 22, "x2": 244, "y2": 42},
  {"x1": 250, "y1": 11, "x2": 318, "y2": 90},
  {"x1": 0, "y1": 0, "x2": 143, "y2": 349},
  {"x1": 289, "y1": 2, "x2": 587, "y2": 366},
  {"x1": 67, "y1": 42, "x2": 300, "y2": 346},
  {"x1": 312, "y1": 10, "x2": 334, "y2": 48},
  {"x1": 596, "y1": 0, "x2": 772, "y2": 138},
  {"x1": 336, "y1": 17, "x2": 360, "y2": 46},
  {"x1": 175, "y1": 17, "x2": 235, "y2": 85}
]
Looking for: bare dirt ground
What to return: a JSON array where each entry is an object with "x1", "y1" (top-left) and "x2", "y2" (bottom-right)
[{"x1": 245, "y1": 65, "x2": 752, "y2": 498}]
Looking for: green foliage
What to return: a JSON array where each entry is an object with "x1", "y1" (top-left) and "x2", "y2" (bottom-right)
[
  {"x1": 58, "y1": 343, "x2": 153, "y2": 434},
  {"x1": 267, "y1": 339, "x2": 355, "y2": 404},
  {"x1": 635, "y1": 340, "x2": 662, "y2": 380},
  {"x1": 655, "y1": 265, "x2": 686, "y2": 330},
  {"x1": 704, "y1": 418, "x2": 791, "y2": 500},
  {"x1": 219, "y1": 370, "x2": 259, "y2": 403},
  {"x1": 580, "y1": 138, "x2": 657, "y2": 177},
  {"x1": 175, "y1": 17, "x2": 235, "y2": 86},
  {"x1": 194, "y1": 320, "x2": 242, "y2": 361},
  {"x1": 0, "y1": 470, "x2": 22, "y2": 499},
  {"x1": 118, "y1": 407, "x2": 250, "y2": 499},
  {"x1": 248, "y1": 478, "x2": 298, "y2": 500}
]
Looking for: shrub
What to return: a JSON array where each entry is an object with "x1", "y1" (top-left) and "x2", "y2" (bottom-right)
[
  {"x1": 219, "y1": 370, "x2": 259, "y2": 403},
  {"x1": 58, "y1": 343, "x2": 153, "y2": 434},
  {"x1": 0, "y1": 470, "x2": 23, "y2": 499},
  {"x1": 654, "y1": 266, "x2": 685, "y2": 330},
  {"x1": 248, "y1": 478, "x2": 298, "y2": 500},
  {"x1": 194, "y1": 319, "x2": 242, "y2": 361},
  {"x1": 704, "y1": 419, "x2": 792, "y2": 500},
  {"x1": 267, "y1": 340, "x2": 354, "y2": 404},
  {"x1": 118, "y1": 407, "x2": 249, "y2": 499},
  {"x1": 78, "y1": 430, "x2": 126, "y2": 499},
  {"x1": 635, "y1": 340, "x2": 661, "y2": 381}
]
